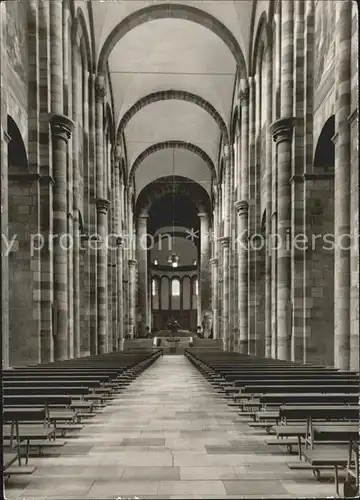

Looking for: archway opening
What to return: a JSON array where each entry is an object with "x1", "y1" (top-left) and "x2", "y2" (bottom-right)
[
  {"x1": 7, "y1": 115, "x2": 39, "y2": 366},
  {"x1": 306, "y1": 115, "x2": 335, "y2": 365}
]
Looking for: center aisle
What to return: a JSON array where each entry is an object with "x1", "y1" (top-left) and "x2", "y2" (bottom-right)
[{"x1": 11, "y1": 356, "x2": 336, "y2": 499}]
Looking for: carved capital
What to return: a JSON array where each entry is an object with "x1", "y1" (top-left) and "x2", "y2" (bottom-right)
[
  {"x1": 115, "y1": 235, "x2": 125, "y2": 247},
  {"x1": 198, "y1": 212, "x2": 208, "y2": 219},
  {"x1": 138, "y1": 211, "x2": 149, "y2": 220},
  {"x1": 210, "y1": 258, "x2": 218, "y2": 266},
  {"x1": 235, "y1": 199, "x2": 249, "y2": 215},
  {"x1": 239, "y1": 86, "x2": 250, "y2": 105},
  {"x1": 223, "y1": 144, "x2": 230, "y2": 161},
  {"x1": 270, "y1": 117, "x2": 295, "y2": 144},
  {"x1": 114, "y1": 144, "x2": 122, "y2": 166},
  {"x1": 50, "y1": 114, "x2": 74, "y2": 142},
  {"x1": 219, "y1": 236, "x2": 231, "y2": 248},
  {"x1": 95, "y1": 197, "x2": 111, "y2": 214},
  {"x1": 129, "y1": 259, "x2": 137, "y2": 267},
  {"x1": 95, "y1": 76, "x2": 106, "y2": 102}
]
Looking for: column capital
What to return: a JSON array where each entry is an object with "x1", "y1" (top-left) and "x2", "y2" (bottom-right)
[
  {"x1": 95, "y1": 76, "x2": 106, "y2": 102},
  {"x1": 238, "y1": 86, "x2": 250, "y2": 105},
  {"x1": 138, "y1": 211, "x2": 149, "y2": 220},
  {"x1": 270, "y1": 117, "x2": 295, "y2": 144},
  {"x1": 235, "y1": 199, "x2": 249, "y2": 215},
  {"x1": 210, "y1": 258, "x2": 218, "y2": 266},
  {"x1": 129, "y1": 259, "x2": 137, "y2": 267},
  {"x1": 116, "y1": 235, "x2": 125, "y2": 247},
  {"x1": 96, "y1": 197, "x2": 111, "y2": 214},
  {"x1": 114, "y1": 143, "x2": 121, "y2": 163},
  {"x1": 50, "y1": 114, "x2": 74, "y2": 142},
  {"x1": 198, "y1": 212, "x2": 208, "y2": 219},
  {"x1": 219, "y1": 236, "x2": 231, "y2": 248}
]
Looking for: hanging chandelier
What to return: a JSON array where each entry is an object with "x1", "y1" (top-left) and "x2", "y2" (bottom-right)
[
  {"x1": 167, "y1": 253, "x2": 179, "y2": 267},
  {"x1": 168, "y1": 148, "x2": 179, "y2": 268}
]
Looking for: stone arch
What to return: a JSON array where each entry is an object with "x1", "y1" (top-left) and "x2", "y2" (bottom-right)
[
  {"x1": 97, "y1": 3, "x2": 247, "y2": 77},
  {"x1": 74, "y1": 7, "x2": 92, "y2": 70},
  {"x1": 136, "y1": 176, "x2": 212, "y2": 217},
  {"x1": 314, "y1": 116, "x2": 335, "y2": 171},
  {"x1": 252, "y1": 11, "x2": 271, "y2": 76},
  {"x1": 129, "y1": 140, "x2": 217, "y2": 185},
  {"x1": 7, "y1": 116, "x2": 28, "y2": 173},
  {"x1": 117, "y1": 90, "x2": 229, "y2": 146}
]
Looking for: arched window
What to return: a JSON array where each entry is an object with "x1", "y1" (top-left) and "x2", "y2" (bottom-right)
[
  {"x1": 152, "y1": 279, "x2": 158, "y2": 296},
  {"x1": 171, "y1": 279, "x2": 180, "y2": 296}
]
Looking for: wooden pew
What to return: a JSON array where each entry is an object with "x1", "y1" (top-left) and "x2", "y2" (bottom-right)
[
  {"x1": 3, "y1": 424, "x2": 58, "y2": 464},
  {"x1": 240, "y1": 384, "x2": 359, "y2": 395},
  {"x1": 259, "y1": 393, "x2": 359, "y2": 407}
]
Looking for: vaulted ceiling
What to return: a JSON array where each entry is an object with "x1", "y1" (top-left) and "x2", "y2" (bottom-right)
[{"x1": 88, "y1": 0, "x2": 255, "y2": 204}]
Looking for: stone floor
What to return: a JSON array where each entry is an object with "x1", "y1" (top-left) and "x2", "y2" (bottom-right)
[{"x1": 5, "y1": 356, "x2": 340, "y2": 499}]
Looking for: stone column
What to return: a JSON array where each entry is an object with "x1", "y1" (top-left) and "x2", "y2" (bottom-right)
[
  {"x1": 88, "y1": 73, "x2": 98, "y2": 355},
  {"x1": 247, "y1": 76, "x2": 256, "y2": 355},
  {"x1": 269, "y1": 0, "x2": 294, "y2": 361},
  {"x1": 269, "y1": 119, "x2": 294, "y2": 361},
  {"x1": 49, "y1": 0, "x2": 73, "y2": 361},
  {"x1": 94, "y1": 74, "x2": 110, "y2": 354},
  {"x1": 128, "y1": 259, "x2": 137, "y2": 338},
  {"x1": 198, "y1": 212, "x2": 211, "y2": 336},
  {"x1": 265, "y1": 46, "x2": 273, "y2": 358},
  {"x1": 220, "y1": 236, "x2": 230, "y2": 350},
  {"x1": 1, "y1": 130, "x2": 11, "y2": 367},
  {"x1": 210, "y1": 258, "x2": 218, "y2": 338},
  {"x1": 127, "y1": 188, "x2": 135, "y2": 260},
  {"x1": 236, "y1": 200, "x2": 249, "y2": 354},
  {"x1": 237, "y1": 83, "x2": 250, "y2": 354},
  {"x1": 137, "y1": 212, "x2": 149, "y2": 334},
  {"x1": 96, "y1": 198, "x2": 110, "y2": 353},
  {"x1": 221, "y1": 146, "x2": 231, "y2": 350},
  {"x1": 72, "y1": 39, "x2": 80, "y2": 359},
  {"x1": 95, "y1": 75, "x2": 106, "y2": 199},
  {"x1": 50, "y1": 115, "x2": 74, "y2": 361},
  {"x1": 333, "y1": 0, "x2": 352, "y2": 370}
]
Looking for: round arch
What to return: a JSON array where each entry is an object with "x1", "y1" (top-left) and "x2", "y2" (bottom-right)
[
  {"x1": 251, "y1": 11, "x2": 271, "y2": 77},
  {"x1": 7, "y1": 115, "x2": 28, "y2": 172},
  {"x1": 314, "y1": 116, "x2": 335, "y2": 170},
  {"x1": 136, "y1": 176, "x2": 212, "y2": 216},
  {"x1": 73, "y1": 7, "x2": 92, "y2": 70},
  {"x1": 97, "y1": 3, "x2": 247, "y2": 77},
  {"x1": 129, "y1": 140, "x2": 217, "y2": 185},
  {"x1": 117, "y1": 90, "x2": 229, "y2": 146}
]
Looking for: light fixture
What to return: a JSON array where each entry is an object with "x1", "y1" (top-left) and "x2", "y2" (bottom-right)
[
  {"x1": 167, "y1": 148, "x2": 180, "y2": 267},
  {"x1": 192, "y1": 259, "x2": 197, "y2": 266},
  {"x1": 154, "y1": 259, "x2": 158, "y2": 266},
  {"x1": 168, "y1": 254, "x2": 179, "y2": 267}
]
